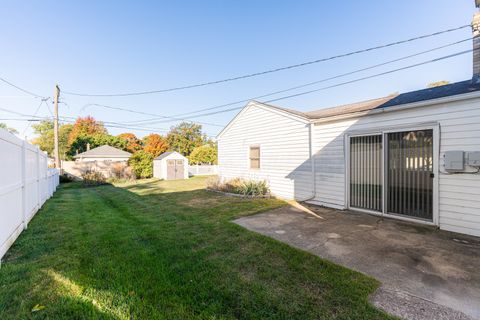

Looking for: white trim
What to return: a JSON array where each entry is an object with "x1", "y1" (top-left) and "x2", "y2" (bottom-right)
[
  {"x1": 247, "y1": 144, "x2": 261, "y2": 171},
  {"x1": 306, "y1": 199, "x2": 345, "y2": 210},
  {"x1": 313, "y1": 91, "x2": 480, "y2": 124},
  {"x1": 216, "y1": 101, "x2": 309, "y2": 139},
  {"x1": 349, "y1": 207, "x2": 437, "y2": 226},
  {"x1": 344, "y1": 123, "x2": 440, "y2": 226}
]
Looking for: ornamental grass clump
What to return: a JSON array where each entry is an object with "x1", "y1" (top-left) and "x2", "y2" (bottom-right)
[
  {"x1": 236, "y1": 179, "x2": 269, "y2": 196},
  {"x1": 206, "y1": 177, "x2": 270, "y2": 197},
  {"x1": 81, "y1": 170, "x2": 107, "y2": 186}
]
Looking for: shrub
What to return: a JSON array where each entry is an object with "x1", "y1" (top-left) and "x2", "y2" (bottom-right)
[
  {"x1": 189, "y1": 145, "x2": 217, "y2": 164},
  {"x1": 59, "y1": 174, "x2": 74, "y2": 183},
  {"x1": 109, "y1": 162, "x2": 136, "y2": 182},
  {"x1": 81, "y1": 170, "x2": 106, "y2": 186},
  {"x1": 128, "y1": 151, "x2": 153, "y2": 179},
  {"x1": 206, "y1": 177, "x2": 270, "y2": 197},
  {"x1": 237, "y1": 180, "x2": 269, "y2": 196}
]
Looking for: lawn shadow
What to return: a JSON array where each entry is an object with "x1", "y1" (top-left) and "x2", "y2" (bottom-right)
[{"x1": 0, "y1": 178, "x2": 392, "y2": 320}]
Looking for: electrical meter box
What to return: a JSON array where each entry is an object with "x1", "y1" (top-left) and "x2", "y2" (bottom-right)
[
  {"x1": 444, "y1": 151, "x2": 464, "y2": 171},
  {"x1": 467, "y1": 152, "x2": 480, "y2": 167}
]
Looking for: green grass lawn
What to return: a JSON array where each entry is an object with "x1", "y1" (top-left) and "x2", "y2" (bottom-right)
[{"x1": 0, "y1": 177, "x2": 393, "y2": 319}]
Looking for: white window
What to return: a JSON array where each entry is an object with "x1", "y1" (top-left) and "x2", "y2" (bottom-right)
[{"x1": 249, "y1": 146, "x2": 260, "y2": 169}]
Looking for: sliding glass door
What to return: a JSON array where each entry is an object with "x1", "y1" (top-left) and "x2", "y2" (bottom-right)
[
  {"x1": 386, "y1": 130, "x2": 433, "y2": 220},
  {"x1": 349, "y1": 129, "x2": 434, "y2": 221}
]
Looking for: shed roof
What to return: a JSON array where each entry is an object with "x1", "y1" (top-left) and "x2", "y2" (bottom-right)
[
  {"x1": 154, "y1": 151, "x2": 186, "y2": 161},
  {"x1": 74, "y1": 145, "x2": 132, "y2": 159}
]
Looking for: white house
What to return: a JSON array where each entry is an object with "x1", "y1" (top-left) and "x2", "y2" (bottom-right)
[
  {"x1": 73, "y1": 145, "x2": 132, "y2": 162},
  {"x1": 153, "y1": 152, "x2": 189, "y2": 180},
  {"x1": 217, "y1": 15, "x2": 480, "y2": 237}
]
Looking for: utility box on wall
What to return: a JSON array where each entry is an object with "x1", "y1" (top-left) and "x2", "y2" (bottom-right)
[
  {"x1": 467, "y1": 151, "x2": 480, "y2": 167},
  {"x1": 444, "y1": 151, "x2": 464, "y2": 171}
]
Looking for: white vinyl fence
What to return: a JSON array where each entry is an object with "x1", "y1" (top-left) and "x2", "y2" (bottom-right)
[
  {"x1": 188, "y1": 164, "x2": 218, "y2": 176},
  {"x1": 0, "y1": 129, "x2": 59, "y2": 260}
]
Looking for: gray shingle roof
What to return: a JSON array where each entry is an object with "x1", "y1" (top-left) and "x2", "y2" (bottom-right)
[
  {"x1": 74, "y1": 145, "x2": 132, "y2": 159},
  {"x1": 264, "y1": 80, "x2": 480, "y2": 120},
  {"x1": 154, "y1": 151, "x2": 186, "y2": 160}
]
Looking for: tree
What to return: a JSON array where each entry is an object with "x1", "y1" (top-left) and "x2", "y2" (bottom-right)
[
  {"x1": 118, "y1": 133, "x2": 142, "y2": 153},
  {"x1": 166, "y1": 122, "x2": 206, "y2": 156},
  {"x1": 143, "y1": 133, "x2": 169, "y2": 158},
  {"x1": 427, "y1": 81, "x2": 450, "y2": 88},
  {"x1": 67, "y1": 133, "x2": 127, "y2": 157},
  {"x1": 31, "y1": 121, "x2": 73, "y2": 160},
  {"x1": 188, "y1": 145, "x2": 217, "y2": 164},
  {"x1": 128, "y1": 151, "x2": 153, "y2": 178},
  {"x1": 68, "y1": 116, "x2": 107, "y2": 145},
  {"x1": 0, "y1": 123, "x2": 19, "y2": 134}
]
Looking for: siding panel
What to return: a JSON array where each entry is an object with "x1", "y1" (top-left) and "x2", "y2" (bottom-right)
[
  {"x1": 312, "y1": 97, "x2": 480, "y2": 237},
  {"x1": 218, "y1": 104, "x2": 311, "y2": 200}
]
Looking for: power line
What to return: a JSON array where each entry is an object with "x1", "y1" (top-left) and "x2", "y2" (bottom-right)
[
  {"x1": 0, "y1": 106, "x2": 217, "y2": 136},
  {"x1": 0, "y1": 76, "x2": 47, "y2": 99},
  {"x1": 61, "y1": 25, "x2": 470, "y2": 97},
  {"x1": 264, "y1": 49, "x2": 473, "y2": 104},
  {"x1": 130, "y1": 38, "x2": 471, "y2": 125},
  {"x1": 160, "y1": 48, "x2": 474, "y2": 122},
  {"x1": 82, "y1": 103, "x2": 224, "y2": 127}
]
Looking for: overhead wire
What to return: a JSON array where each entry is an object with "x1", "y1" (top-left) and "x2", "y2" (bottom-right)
[
  {"x1": 0, "y1": 76, "x2": 47, "y2": 99},
  {"x1": 61, "y1": 25, "x2": 470, "y2": 97},
  {"x1": 126, "y1": 37, "x2": 472, "y2": 125},
  {"x1": 82, "y1": 103, "x2": 224, "y2": 127}
]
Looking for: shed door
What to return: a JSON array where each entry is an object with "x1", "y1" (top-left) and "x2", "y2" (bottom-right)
[
  {"x1": 167, "y1": 159, "x2": 184, "y2": 180},
  {"x1": 167, "y1": 160, "x2": 176, "y2": 180},
  {"x1": 387, "y1": 130, "x2": 433, "y2": 220},
  {"x1": 175, "y1": 160, "x2": 184, "y2": 179}
]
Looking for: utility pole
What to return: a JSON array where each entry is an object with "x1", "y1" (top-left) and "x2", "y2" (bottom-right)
[{"x1": 53, "y1": 84, "x2": 61, "y2": 170}]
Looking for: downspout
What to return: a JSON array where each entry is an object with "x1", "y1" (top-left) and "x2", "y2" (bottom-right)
[{"x1": 303, "y1": 122, "x2": 316, "y2": 201}]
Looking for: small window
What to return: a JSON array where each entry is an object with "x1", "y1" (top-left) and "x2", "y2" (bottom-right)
[{"x1": 249, "y1": 146, "x2": 260, "y2": 169}]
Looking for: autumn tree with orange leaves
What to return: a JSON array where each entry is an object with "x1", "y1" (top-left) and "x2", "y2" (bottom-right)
[
  {"x1": 68, "y1": 116, "x2": 107, "y2": 145},
  {"x1": 118, "y1": 133, "x2": 142, "y2": 153},
  {"x1": 143, "y1": 134, "x2": 169, "y2": 158}
]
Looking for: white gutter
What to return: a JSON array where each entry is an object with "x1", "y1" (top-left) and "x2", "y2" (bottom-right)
[{"x1": 311, "y1": 90, "x2": 480, "y2": 124}]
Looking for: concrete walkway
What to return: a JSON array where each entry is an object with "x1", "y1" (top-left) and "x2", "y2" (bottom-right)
[{"x1": 235, "y1": 205, "x2": 480, "y2": 320}]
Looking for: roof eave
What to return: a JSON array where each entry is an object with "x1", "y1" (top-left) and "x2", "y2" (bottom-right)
[
  {"x1": 311, "y1": 90, "x2": 480, "y2": 124},
  {"x1": 216, "y1": 100, "x2": 310, "y2": 139}
]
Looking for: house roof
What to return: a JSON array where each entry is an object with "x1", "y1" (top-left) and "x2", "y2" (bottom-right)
[
  {"x1": 74, "y1": 145, "x2": 132, "y2": 159},
  {"x1": 262, "y1": 80, "x2": 480, "y2": 121},
  {"x1": 154, "y1": 151, "x2": 186, "y2": 161}
]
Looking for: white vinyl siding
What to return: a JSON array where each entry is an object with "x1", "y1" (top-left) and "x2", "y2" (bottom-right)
[
  {"x1": 218, "y1": 103, "x2": 311, "y2": 200},
  {"x1": 312, "y1": 97, "x2": 480, "y2": 237}
]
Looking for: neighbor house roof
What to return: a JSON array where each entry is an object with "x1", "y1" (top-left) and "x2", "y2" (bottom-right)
[
  {"x1": 154, "y1": 151, "x2": 186, "y2": 160},
  {"x1": 74, "y1": 145, "x2": 132, "y2": 159},
  {"x1": 262, "y1": 80, "x2": 480, "y2": 121}
]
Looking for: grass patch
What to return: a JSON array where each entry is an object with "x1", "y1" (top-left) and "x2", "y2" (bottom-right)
[{"x1": 0, "y1": 177, "x2": 393, "y2": 319}]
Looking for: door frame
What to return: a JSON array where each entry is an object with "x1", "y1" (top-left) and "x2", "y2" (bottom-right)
[{"x1": 344, "y1": 123, "x2": 439, "y2": 226}]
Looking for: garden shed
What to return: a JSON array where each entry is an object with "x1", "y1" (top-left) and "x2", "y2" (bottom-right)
[{"x1": 153, "y1": 152, "x2": 189, "y2": 180}]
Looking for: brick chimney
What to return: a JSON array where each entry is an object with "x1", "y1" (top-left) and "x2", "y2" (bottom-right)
[{"x1": 473, "y1": 6, "x2": 480, "y2": 83}]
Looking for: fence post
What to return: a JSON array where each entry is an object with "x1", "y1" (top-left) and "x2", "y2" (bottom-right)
[
  {"x1": 21, "y1": 141, "x2": 27, "y2": 230},
  {"x1": 36, "y1": 146, "x2": 41, "y2": 210}
]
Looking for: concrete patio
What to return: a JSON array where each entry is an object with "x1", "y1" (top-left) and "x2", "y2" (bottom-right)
[{"x1": 235, "y1": 204, "x2": 480, "y2": 320}]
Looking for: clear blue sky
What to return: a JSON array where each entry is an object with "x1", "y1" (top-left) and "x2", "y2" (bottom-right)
[{"x1": 0, "y1": 0, "x2": 476, "y2": 139}]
